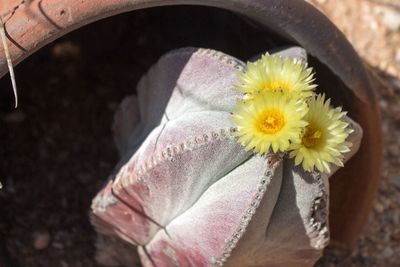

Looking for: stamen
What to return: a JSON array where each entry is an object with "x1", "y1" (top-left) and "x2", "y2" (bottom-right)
[
  {"x1": 258, "y1": 109, "x2": 285, "y2": 134},
  {"x1": 264, "y1": 81, "x2": 289, "y2": 92},
  {"x1": 302, "y1": 126, "x2": 323, "y2": 148}
]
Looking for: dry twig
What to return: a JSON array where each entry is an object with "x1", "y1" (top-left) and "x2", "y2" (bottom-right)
[{"x1": 0, "y1": 16, "x2": 18, "y2": 108}]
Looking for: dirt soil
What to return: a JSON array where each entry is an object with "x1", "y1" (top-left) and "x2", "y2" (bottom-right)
[{"x1": 0, "y1": 1, "x2": 399, "y2": 267}]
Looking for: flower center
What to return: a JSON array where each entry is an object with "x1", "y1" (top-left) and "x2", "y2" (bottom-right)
[
  {"x1": 302, "y1": 125, "x2": 323, "y2": 148},
  {"x1": 264, "y1": 81, "x2": 290, "y2": 92},
  {"x1": 258, "y1": 109, "x2": 285, "y2": 134}
]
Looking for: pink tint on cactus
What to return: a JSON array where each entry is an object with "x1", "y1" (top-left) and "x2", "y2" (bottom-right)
[
  {"x1": 92, "y1": 180, "x2": 155, "y2": 245},
  {"x1": 90, "y1": 48, "x2": 363, "y2": 267},
  {"x1": 136, "y1": 156, "x2": 278, "y2": 266}
]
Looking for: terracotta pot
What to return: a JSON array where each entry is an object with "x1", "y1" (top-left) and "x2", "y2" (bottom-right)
[{"x1": 0, "y1": 0, "x2": 382, "y2": 249}]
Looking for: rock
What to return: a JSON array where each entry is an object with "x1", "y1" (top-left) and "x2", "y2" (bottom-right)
[
  {"x1": 381, "y1": 247, "x2": 394, "y2": 258},
  {"x1": 33, "y1": 230, "x2": 51, "y2": 250},
  {"x1": 381, "y1": 8, "x2": 400, "y2": 31},
  {"x1": 374, "y1": 202, "x2": 385, "y2": 213}
]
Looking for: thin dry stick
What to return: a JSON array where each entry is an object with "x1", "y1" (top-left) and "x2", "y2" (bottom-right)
[{"x1": 0, "y1": 16, "x2": 18, "y2": 108}]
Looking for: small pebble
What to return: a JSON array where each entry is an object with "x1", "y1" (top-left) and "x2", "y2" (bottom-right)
[
  {"x1": 380, "y1": 8, "x2": 400, "y2": 31},
  {"x1": 33, "y1": 230, "x2": 51, "y2": 250},
  {"x1": 392, "y1": 176, "x2": 400, "y2": 189},
  {"x1": 391, "y1": 230, "x2": 400, "y2": 241},
  {"x1": 374, "y1": 202, "x2": 385, "y2": 213},
  {"x1": 381, "y1": 247, "x2": 394, "y2": 258}
]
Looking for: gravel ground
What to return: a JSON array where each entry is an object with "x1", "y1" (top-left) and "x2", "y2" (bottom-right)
[{"x1": 0, "y1": 1, "x2": 399, "y2": 266}]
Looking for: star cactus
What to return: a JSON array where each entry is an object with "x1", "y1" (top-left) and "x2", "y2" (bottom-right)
[{"x1": 91, "y1": 47, "x2": 362, "y2": 267}]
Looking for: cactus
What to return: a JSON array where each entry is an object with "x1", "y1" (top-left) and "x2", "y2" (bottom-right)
[{"x1": 91, "y1": 47, "x2": 362, "y2": 267}]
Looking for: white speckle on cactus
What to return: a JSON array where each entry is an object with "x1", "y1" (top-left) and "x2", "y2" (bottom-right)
[{"x1": 93, "y1": 194, "x2": 118, "y2": 213}]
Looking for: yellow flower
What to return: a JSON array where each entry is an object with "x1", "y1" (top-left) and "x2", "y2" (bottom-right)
[
  {"x1": 289, "y1": 94, "x2": 353, "y2": 173},
  {"x1": 231, "y1": 91, "x2": 308, "y2": 154},
  {"x1": 236, "y1": 53, "x2": 316, "y2": 99}
]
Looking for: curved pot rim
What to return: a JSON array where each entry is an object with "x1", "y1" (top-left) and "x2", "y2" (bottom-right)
[{"x1": 0, "y1": 0, "x2": 376, "y2": 103}]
